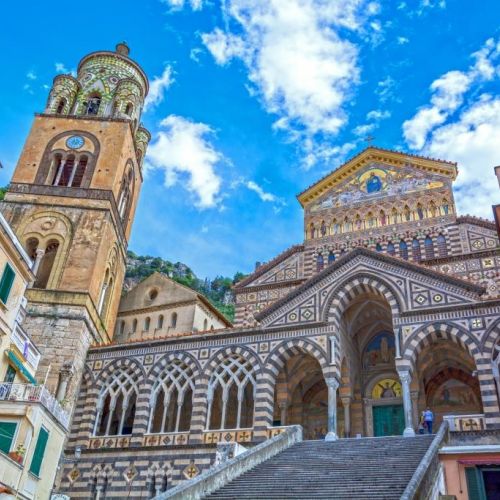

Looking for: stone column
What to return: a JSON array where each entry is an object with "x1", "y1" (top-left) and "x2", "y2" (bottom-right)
[
  {"x1": 411, "y1": 390, "x2": 420, "y2": 429},
  {"x1": 341, "y1": 396, "x2": 352, "y2": 438},
  {"x1": 279, "y1": 402, "x2": 287, "y2": 426},
  {"x1": 398, "y1": 370, "x2": 415, "y2": 437},
  {"x1": 31, "y1": 248, "x2": 45, "y2": 276},
  {"x1": 325, "y1": 378, "x2": 339, "y2": 441},
  {"x1": 56, "y1": 362, "x2": 74, "y2": 402}
]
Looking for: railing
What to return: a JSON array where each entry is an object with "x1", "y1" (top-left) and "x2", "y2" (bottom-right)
[
  {"x1": 11, "y1": 322, "x2": 41, "y2": 370},
  {"x1": 443, "y1": 413, "x2": 485, "y2": 431},
  {"x1": 400, "y1": 420, "x2": 449, "y2": 500},
  {"x1": 0, "y1": 383, "x2": 70, "y2": 429},
  {"x1": 156, "y1": 425, "x2": 303, "y2": 500}
]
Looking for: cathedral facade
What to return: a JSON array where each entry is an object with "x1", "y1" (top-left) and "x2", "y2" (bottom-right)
[{"x1": 1, "y1": 44, "x2": 500, "y2": 498}]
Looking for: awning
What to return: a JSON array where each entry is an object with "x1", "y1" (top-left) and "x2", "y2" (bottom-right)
[{"x1": 6, "y1": 350, "x2": 37, "y2": 385}]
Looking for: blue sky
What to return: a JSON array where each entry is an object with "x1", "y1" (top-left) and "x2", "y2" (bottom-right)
[{"x1": 0, "y1": 0, "x2": 499, "y2": 279}]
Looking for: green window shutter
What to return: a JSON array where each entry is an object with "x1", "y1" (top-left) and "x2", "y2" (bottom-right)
[
  {"x1": 465, "y1": 467, "x2": 487, "y2": 500},
  {"x1": 29, "y1": 427, "x2": 49, "y2": 477},
  {"x1": 0, "y1": 421, "x2": 17, "y2": 454},
  {"x1": 0, "y1": 263, "x2": 15, "y2": 304}
]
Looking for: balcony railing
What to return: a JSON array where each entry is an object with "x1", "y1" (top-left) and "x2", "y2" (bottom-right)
[
  {"x1": 11, "y1": 322, "x2": 41, "y2": 371},
  {"x1": 0, "y1": 383, "x2": 70, "y2": 429},
  {"x1": 443, "y1": 413, "x2": 485, "y2": 432}
]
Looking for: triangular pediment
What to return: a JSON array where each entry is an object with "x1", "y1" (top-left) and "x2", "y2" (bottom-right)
[
  {"x1": 256, "y1": 248, "x2": 484, "y2": 329},
  {"x1": 298, "y1": 147, "x2": 457, "y2": 208}
]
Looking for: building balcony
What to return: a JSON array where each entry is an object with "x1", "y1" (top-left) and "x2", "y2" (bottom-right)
[
  {"x1": 10, "y1": 321, "x2": 41, "y2": 372},
  {"x1": 0, "y1": 383, "x2": 70, "y2": 430}
]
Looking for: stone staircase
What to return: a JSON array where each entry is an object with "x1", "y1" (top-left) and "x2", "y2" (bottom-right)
[{"x1": 204, "y1": 435, "x2": 435, "y2": 499}]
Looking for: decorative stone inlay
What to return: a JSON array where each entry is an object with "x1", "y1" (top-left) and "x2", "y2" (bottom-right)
[
  {"x1": 123, "y1": 465, "x2": 138, "y2": 483},
  {"x1": 183, "y1": 460, "x2": 200, "y2": 479}
]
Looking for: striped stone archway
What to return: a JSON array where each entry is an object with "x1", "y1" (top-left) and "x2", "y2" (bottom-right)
[
  {"x1": 91, "y1": 357, "x2": 145, "y2": 441},
  {"x1": 144, "y1": 352, "x2": 202, "y2": 436},
  {"x1": 252, "y1": 339, "x2": 332, "y2": 441},
  {"x1": 70, "y1": 366, "x2": 96, "y2": 446},
  {"x1": 323, "y1": 272, "x2": 405, "y2": 327},
  {"x1": 189, "y1": 346, "x2": 261, "y2": 442},
  {"x1": 400, "y1": 322, "x2": 500, "y2": 429}
]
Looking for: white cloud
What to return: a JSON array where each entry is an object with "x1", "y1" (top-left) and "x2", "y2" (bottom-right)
[
  {"x1": 146, "y1": 115, "x2": 223, "y2": 208},
  {"x1": 26, "y1": 71, "x2": 37, "y2": 80},
  {"x1": 376, "y1": 76, "x2": 397, "y2": 102},
  {"x1": 189, "y1": 47, "x2": 204, "y2": 63},
  {"x1": 55, "y1": 62, "x2": 68, "y2": 73},
  {"x1": 144, "y1": 65, "x2": 174, "y2": 112},
  {"x1": 198, "y1": 0, "x2": 381, "y2": 167},
  {"x1": 424, "y1": 95, "x2": 500, "y2": 218},
  {"x1": 397, "y1": 36, "x2": 409, "y2": 45},
  {"x1": 366, "y1": 109, "x2": 391, "y2": 121},
  {"x1": 245, "y1": 181, "x2": 283, "y2": 203},
  {"x1": 353, "y1": 123, "x2": 376, "y2": 137},
  {"x1": 403, "y1": 37, "x2": 500, "y2": 149},
  {"x1": 161, "y1": 0, "x2": 204, "y2": 10}
]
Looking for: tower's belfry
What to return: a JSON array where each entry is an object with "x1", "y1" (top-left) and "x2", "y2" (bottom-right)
[{"x1": 1, "y1": 42, "x2": 150, "y2": 401}]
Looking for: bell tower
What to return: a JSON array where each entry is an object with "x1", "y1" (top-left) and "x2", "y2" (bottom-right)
[{"x1": 1, "y1": 43, "x2": 150, "y2": 402}]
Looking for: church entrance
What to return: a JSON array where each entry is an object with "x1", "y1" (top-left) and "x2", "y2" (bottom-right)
[{"x1": 373, "y1": 404, "x2": 404, "y2": 436}]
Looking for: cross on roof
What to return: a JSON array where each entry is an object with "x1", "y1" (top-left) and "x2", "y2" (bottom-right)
[{"x1": 364, "y1": 135, "x2": 375, "y2": 146}]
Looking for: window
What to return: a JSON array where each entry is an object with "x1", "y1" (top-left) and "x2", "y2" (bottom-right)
[
  {"x1": 4, "y1": 365, "x2": 16, "y2": 383},
  {"x1": 437, "y1": 234, "x2": 448, "y2": 257},
  {"x1": 144, "y1": 317, "x2": 150, "y2": 331},
  {"x1": 0, "y1": 421, "x2": 17, "y2": 454},
  {"x1": 203, "y1": 319, "x2": 208, "y2": 330},
  {"x1": 424, "y1": 236, "x2": 434, "y2": 259},
  {"x1": 56, "y1": 98, "x2": 66, "y2": 114},
  {"x1": 171, "y1": 313, "x2": 177, "y2": 328},
  {"x1": 309, "y1": 223, "x2": 315, "y2": 240},
  {"x1": 29, "y1": 427, "x2": 49, "y2": 477},
  {"x1": 132, "y1": 319, "x2": 137, "y2": 332},
  {"x1": 0, "y1": 263, "x2": 15, "y2": 304},
  {"x1": 34, "y1": 241, "x2": 59, "y2": 289},
  {"x1": 125, "y1": 103, "x2": 133, "y2": 116},
  {"x1": 119, "y1": 321, "x2": 125, "y2": 336},
  {"x1": 157, "y1": 315, "x2": 164, "y2": 329},
  {"x1": 85, "y1": 95, "x2": 101, "y2": 116},
  {"x1": 399, "y1": 240, "x2": 408, "y2": 260}
]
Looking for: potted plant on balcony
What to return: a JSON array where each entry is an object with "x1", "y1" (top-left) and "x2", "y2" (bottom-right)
[{"x1": 8, "y1": 444, "x2": 26, "y2": 464}]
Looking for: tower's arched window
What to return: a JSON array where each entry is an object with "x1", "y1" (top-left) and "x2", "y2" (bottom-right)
[
  {"x1": 424, "y1": 235, "x2": 434, "y2": 259},
  {"x1": 387, "y1": 242, "x2": 395, "y2": 256},
  {"x1": 125, "y1": 103, "x2": 134, "y2": 116},
  {"x1": 417, "y1": 203, "x2": 424, "y2": 220},
  {"x1": 171, "y1": 312, "x2": 177, "y2": 328},
  {"x1": 309, "y1": 223, "x2": 315, "y2": 240},
  {"x1": 437, "y1": 234, "x2": 448, "y2": 257},
  {"x1": 203, "y1": 318, "x2": 208, "y2": 331},
  {"x1": 34, "y1": 240, "x2": 59, "y2": 289},
  {"x1": 316, "y1": 254, "x2": 324, "y2": 272},
  {"x1": 441, "y1": 199, "x2": 450, "y2": 215},
  {"x1": 148, "y1": 360, "x2": 195, "y2": 434},
  {"x1": 26, "y1": 238, "x2": 39, "y2": 260},
  {"x1": 207, "y1": 355, "x2": 256, "y2": 430},
  {"x1": 144, "y1": 317, "x2": 150, "y2": 331},
  {"x1": 328, "y1": 252, "x2": 335, "y2": 264},
  {"x1": 53, "y1": 154, "x2": 75, "y2": 186},
  {"x1": 71, "y1": 155, "x2": 88, "y2": 188},
  {"x1": 399, "y1": 240, "x2": 408, "y2": 260},
  {"x1": 85, "y1": 94, "x2": 101, "y2": 116},
  {"x1": 157, "y1": 315, "x2": 164, "y2": 329},
  {"x1": 412, "y1": 238, "x2": 421, "y2": 263},
  {"x1": 118, "y1": 166, "x2": 135, "y2": 224},
  {"x1": 94, "y1": 367, "x2": 139, "y2": 436},
  {"x1": 132, "y1": 319, "x2": 137, "y2": 332},
  {"x1": 404, "y1": 206, "x2": 411, "y2": 222},
  {"x1": 119, "y1": 321, "x2": 125, "y2": 336},
  {"x1": 98, "y1": 269, "x2": 110, "y2": 314},
  {"x1": 56, "y1": 98, "x2": 66, "y2": 114}
]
